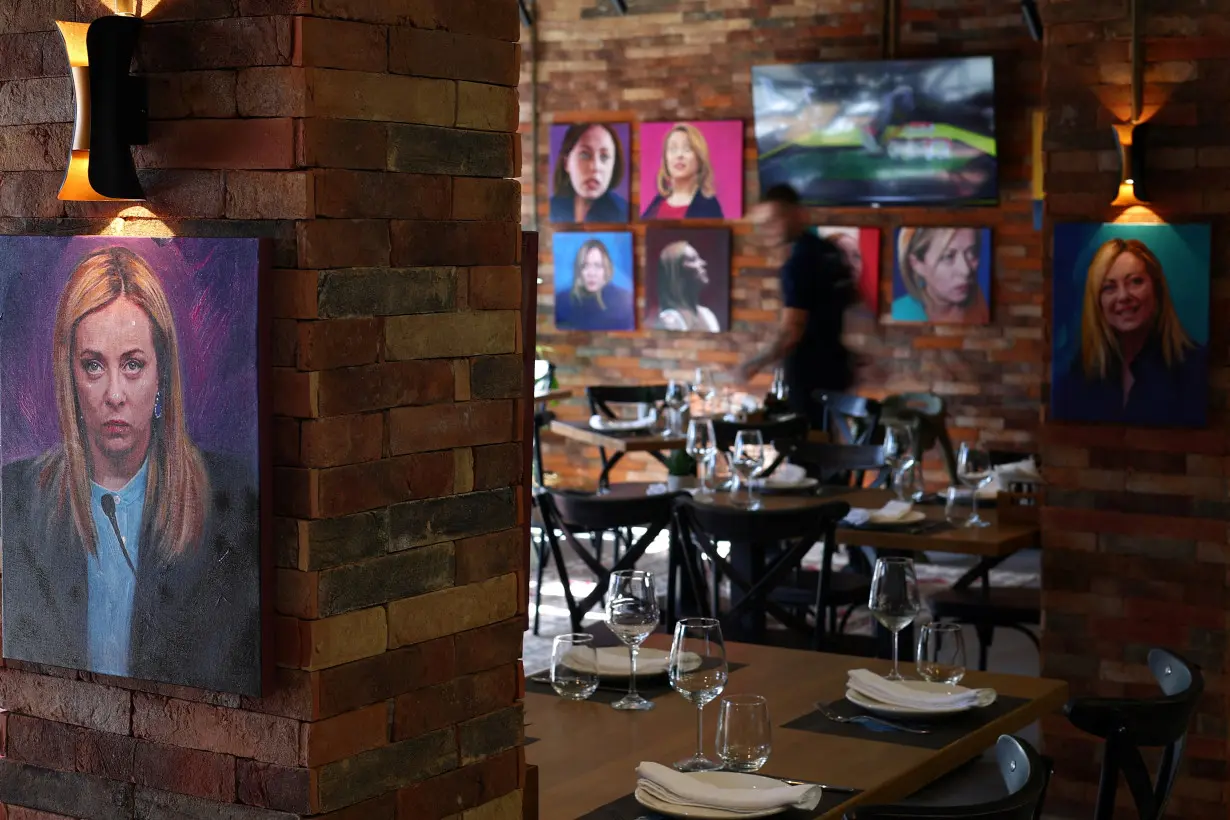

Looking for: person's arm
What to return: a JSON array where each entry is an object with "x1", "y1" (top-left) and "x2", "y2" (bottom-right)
[{"x1": 736, "y1": 307, "x2": 808, "y2": 381}]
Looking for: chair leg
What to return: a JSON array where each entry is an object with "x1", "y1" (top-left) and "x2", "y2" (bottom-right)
[
  {"x1": 532, "y1": 530, "x2": 548, "y2": 636},
  {"x1": 975, "y1": 623, "x2": 993, "y2": 671}
]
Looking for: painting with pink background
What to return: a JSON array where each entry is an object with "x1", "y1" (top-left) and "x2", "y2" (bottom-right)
[{"x1": 639, "y1": 121, "x2": 744, "y2": 221}]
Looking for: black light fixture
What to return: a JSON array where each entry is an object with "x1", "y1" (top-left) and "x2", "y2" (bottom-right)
[
  {"x1": 609, "y1": 0, "x2": 628, "y2": 13},
  {"x1": 1021, "y1": 0, "x2": 1042, "y2": 42},
  {"x1": 519, "y1": 0, "x2": 534, "y2": 26},
  {"x1": 56, "y1": 0, "x2": 148, "y2": 201},
  {"x1": 1111, "y1": 0, "x2": 1145, "y2": 206}
]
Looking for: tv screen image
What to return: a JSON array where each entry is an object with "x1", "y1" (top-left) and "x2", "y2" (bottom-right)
[{"x1": 752, "y1": 57, "x2": 997, "y2": 206}]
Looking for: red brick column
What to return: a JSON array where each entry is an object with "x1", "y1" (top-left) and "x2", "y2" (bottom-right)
[
  {"x1": 1040, "y1": 7, "x2": 1230, "y2": 819},
  {"x1": 0, "y1": 2, "x2": 526, "y2": 818}
]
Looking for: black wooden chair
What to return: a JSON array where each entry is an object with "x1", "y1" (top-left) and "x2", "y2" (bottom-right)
[
  {"x1": 1066, "y1": 648, "x2": 1202, "y2": 820},
  {"x1": 813, "y1": 391, "x2": 883, "y2": 445},
  {"x1": 880, "y1": 392, "x2": 959, "y2": 486},
  {"x1": 537, "y1": 488, "x2": 684, "y2": 632},
  {"x1": 673, "y1": 497, "x2": 850, "y2": 649},
  {"x1": 586, "y1": 385, "x2": 668, "y2": 488},
  {"x1": 845, "y1": 735, "x2": 1051, "y2": 820}
]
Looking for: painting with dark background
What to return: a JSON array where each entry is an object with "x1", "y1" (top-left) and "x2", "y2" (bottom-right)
[
  {"x1": 0, "y1": 236, "x2": 264, "y2": 696},
  {"x1": 644, "y1": 227, "x2": 731, "y2": 333}
]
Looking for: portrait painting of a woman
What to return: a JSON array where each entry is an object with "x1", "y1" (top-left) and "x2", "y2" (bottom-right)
[
  {"x1": 816, "y1": 226, "x2": 881, "y2": 314},
  {"x1": 892, "y1": 226, "x2": 991, "y2": 324},
  {"x1": 553, "y1": 232, "x2": 636, "y2": 331},
  {"x1": 1, "y1": 239, "x2": 263, "y2": 696},
  {"x1": 640, "y1": 120, "x2": 743, "y2": 222},
  {"x1": 1051, "y1": 224, "x2": 1210, "y2": 427},
  {"x1": 645, "y1": 228, "x2": 731, "y2": 333},
  {"x1": 548, "y1": 122, "x2": 631, "y2": 224}
]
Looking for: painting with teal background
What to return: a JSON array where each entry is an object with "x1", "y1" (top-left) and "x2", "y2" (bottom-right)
[
  {"x1": 891, "y1": 227, "x2": 992, "y2": 324},
  {"x1": 553, "y1": 231, "x2": 636, "y2": 331},
  {"x1": 1051, "y1": 222, "x2": 1210, "y2": 428}
]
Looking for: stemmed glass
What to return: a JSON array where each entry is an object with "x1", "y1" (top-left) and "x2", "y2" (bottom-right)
[
  {"x1": 665, "y1": 380, "x2": 689, "y2": 436},
  {"x1": 957, "y1": 442, "x2": 994, "y2": 528},
  {"x1": 882, "y1": 424, "x2": 915, "y2": 502},
  {"x1": 606, "y1": 570, "x2": 660, "y2": 711},
  {"x1": 731, "y1": 430, "x2": 765, "y2": 510},
  {"x1": 669, "y1": 617, "x2": 728, "y2": 772},
  {"x1": 868, "y1": 557, "x2": 921, "y2": 681},
  {"x1": 693, "y1": 367, "x2": 716, "y2": 415},
  {"x1": 686, "y1": 419, "x2": 718, "y2": 498}
]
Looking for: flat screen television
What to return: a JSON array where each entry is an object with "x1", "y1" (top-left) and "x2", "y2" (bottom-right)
[{"x1": 752, "y1": 57, "x2": 998, "y2": 207}]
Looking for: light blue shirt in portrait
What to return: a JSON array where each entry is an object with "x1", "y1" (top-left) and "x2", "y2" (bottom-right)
[{"x1": 87, "y1": 460, "x2": 148, "y2": 677}]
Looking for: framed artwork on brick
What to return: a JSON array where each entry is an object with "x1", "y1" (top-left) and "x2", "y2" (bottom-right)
[
  {"x1": 814, "y1": 226, "x2": 881, "y2": 315},
  {"x1": 644, "y1": 228, "x2": 731, "y2": 333},
  {"x1": 0, "y1": 237, "x2": 268, "y2": 696},
  {"x1": 553, "y1": 231, "x2": 635, "y2": 331},
  {"x1": 1051, "y1": 222, "x2": 1210, "y2": 427},
  {"x1": 548, "y1": 122, "x2": 632, "y2": 224},
  {"x1": 639, "y1": 120, "x2": 744, "y2": 221},
  {"x1": 892, "y1": 227, "x2": 992, "y2": 324}
]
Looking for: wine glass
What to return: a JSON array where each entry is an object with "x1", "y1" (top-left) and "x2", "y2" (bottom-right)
[
  {"x1": 731, "y1": 429, "x2": 765, "y2": 510},
  {"x1": 606, "y1": 570, "x2": 660, "y2": 711},
  {"x1": 882, "y1": 424, "x2": 914, "y2": 501},
  {"x1": 916, "y1": 622, "x2": 967, "y2": 685},
  {"x1": 686, "y1": 419, "x2": 718, "y2": 498},
  {"x1": 669, "y1": 617, "x2": 728, "y2": 772},
  {"x1": 957, "y1": 442, "x2": 994, "y2": 528},
  {"x1": 868, "y1": 557, "x2": 921, "y2": 681},
  {"x1": 550, "y1": 633, "x2": 599, "y2": 701},
  {"x1": 717, "y1": 694, "x2": 771, "y2": 772},
  {"x1": 693, "y1": 367, "x2": 716, "y2": 414},
  {"x1": 665, "y1": 380, "x2": 689, "y2": 436}
]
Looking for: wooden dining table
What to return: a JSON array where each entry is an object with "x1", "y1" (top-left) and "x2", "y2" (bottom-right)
[{"x1": 524, "y1": 638, "x2": 1067, "y2": 819}]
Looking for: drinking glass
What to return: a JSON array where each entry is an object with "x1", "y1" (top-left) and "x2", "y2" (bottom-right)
[
  {"x1": 669, "y1": 617, "x2": 728, "y2": 772},
  {"x1": 686, "y1": 419, "x2": 718, "y2": 498},
  {"x1": 731, "y1": 429, "x2": 765, "y2": 510},
  {"x1": 916, "y1": 622, "x2": 967, "y2": 685},
  {"x1": 665, "y1": 380, "x2": 689, "y2": 436},
  {"x1": 693, "y1": 367, "x2": 716, "y2": 414},
  {"x1": 606, "y1": 570, "x2": 660, "y2": 711},
  {"x1": 957, "y1": 442, "x2": 994, "y2": 528},
  {"x1": 869, "y1": 557, "x2": 921, "y2": 681},
  {"x1": 550, "y1": 633, "x2": 599, "y2": 701},
  {"x1": 944, "y1": 486, "x2": 974, "y2": 526},
  {"x1": 882, "y1": 424, "x2": 914, "y2": 501},
  {"x1": 716, "y1": 694, "x2": 771, "y2": 772}
]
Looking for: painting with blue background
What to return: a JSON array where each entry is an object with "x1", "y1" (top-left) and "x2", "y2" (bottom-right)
[
  {"x1": 553, "y1": 231, "x2": 636, "y2": 331},
  {"x1": 1052, "y1": 222, "x2": 1210, "y2": 427}
]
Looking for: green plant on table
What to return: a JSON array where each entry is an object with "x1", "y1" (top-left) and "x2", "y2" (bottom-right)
[{"x1": 665, "y1": 449, "x2": 697, "y2": 477}]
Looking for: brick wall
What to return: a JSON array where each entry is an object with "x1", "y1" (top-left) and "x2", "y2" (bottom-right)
[
  {"x1": 0, "y1": 2, "x2": 526, "y2": 819},
  {"x1": 1039, "y1": 7, "x2": 1230, "y2": 819},
  {"x1": 520, "y1": 0, "x2": 1044, "y2": 487}
]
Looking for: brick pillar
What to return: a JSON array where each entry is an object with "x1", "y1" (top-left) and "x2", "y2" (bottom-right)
[
  {"x1": 1040, "y1": 7, "x2": 1229, "y2": 819},
  {"x1": 0, "y1": 3, "x2": 526, "y2": 819}
]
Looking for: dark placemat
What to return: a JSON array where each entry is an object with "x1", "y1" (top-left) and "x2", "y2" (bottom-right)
[
  {"x1": 578, "y1": 784, "x2": 859, "y2": 819},
  {"x1": 847, "y1": 519, "x2": 954, "y2": 536},
  {"x1": 782, "y1": 695, "x2": 1029, "y2": 750},
  {"x1": 526, "y1": 663, "x2": 749, "y2": 705}
]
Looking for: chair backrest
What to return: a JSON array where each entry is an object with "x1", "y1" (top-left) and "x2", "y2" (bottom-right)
[
  {"x1": 881, "y1": 392, "x2": 958, "y2": 484},
  {"x1": 777, "y1": 441, "x2": 887, "y2": 487},
  {"x1": 586, "y1": 385, "x2": 667, "y2": 419},
  {"x1": 813, "y1": 391, "x2": 882, "y2": 445},
  {"x1": 676, "y1": 496, "x2": 849, "y2": 545},
  {"x1": 542, "y1": 488, "x2": 680, "y2": 532},
  {"x1": 711, "y1": 415, "x2": 810, "y2": 452},
  {"x1": 845, "y1": 735, "x2": 1051, "y2": 820},
  {"x1": 1065, "y1": 648, "x2": 1203, "y2": 820}
]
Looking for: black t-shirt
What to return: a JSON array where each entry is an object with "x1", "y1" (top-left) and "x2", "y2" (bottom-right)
[{"x1": 779, "y1": 232, "x2": 856, "y2": 411}]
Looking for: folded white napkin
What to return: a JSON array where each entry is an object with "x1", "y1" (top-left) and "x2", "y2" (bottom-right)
[
  {"x1": 647, "y1": 483, "x2": 698, "y2": 497},
  {"x1": 847, "y1": 669, "x2": 994, "y2": 709},
  {"x1": 756, "y1": 462, "x2": 807, "y2": 488},
  {"x1": 589, "y1": 410, "x2": 657, "y2": 432},
  {"x1": 565, "y1": 647, "x2": 679, "y2": 676},
  {"x1": 635, "y1": 762, "x2": 823, "y2": 813},
  {"x1": 994, "y1": 457, "x2": 1042, "y2": 482},
  {"x1": 843, "y1": 500, "x2": 913, "y2": 525}
]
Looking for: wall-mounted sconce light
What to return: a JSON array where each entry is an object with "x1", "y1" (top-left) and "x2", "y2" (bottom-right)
[
  {"x1": 1020, "y1": 0, "x2": 1042, "y2": 42},
  {"x1": 1111, "y1": 0, "x2": 1145, "y2": 207},
  {"x1": 56, "y1": 0, "x2": 147, "y2": 201},
  {"x1": 519, "y1": 0, "x2": 534, "y2": 26},
  {"x1": 608, "y1": 0, "x2": 628, "y2": 13}
]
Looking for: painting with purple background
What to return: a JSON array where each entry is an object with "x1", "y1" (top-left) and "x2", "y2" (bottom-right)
[
  {"x1": 0, "y1": 236, "x2": 266, "y2": 696},
  {"x1": 548, "y1": 122, "x2": 632, "y2": 224}
]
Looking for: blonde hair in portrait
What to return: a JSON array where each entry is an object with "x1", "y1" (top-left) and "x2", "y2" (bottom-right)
[
  {"x1": 44, "y1": 246, "x2": 209, "y2": 559},
  {"x1": 657, "y1": 124, "x2": 717, "y2": 199},
  {"x1": 1078, "y1": 238, "x2": 1193, "y2": 380},
  {"x1": 897, "y1": 227, "x2": 988, "y2": 322},
  {"x1": 570, "y1": 238, "x2": 614, "y2": 311}
]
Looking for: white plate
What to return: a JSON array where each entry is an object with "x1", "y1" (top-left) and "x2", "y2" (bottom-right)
[
  {"x1": 563, "y1": 646, "x2": 700, "y2": 678},
  {"x1": 634, "y1": 772, "x2": 789, "y2": 819},
  {"x1": 866, "y1": 510, "x2": 927, "y2": 526},
  {"x1": 846, "y1": 680, "x2": 997, "y2": 718},
  {"x1": 758, "y1": 477, "x2": 820, "y2": 493}
]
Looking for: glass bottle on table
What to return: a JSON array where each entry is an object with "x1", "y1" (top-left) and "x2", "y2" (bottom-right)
[
  {"x1": 957, "y1": 442, "x2": 994, "y2": 528},
  {"x1": 686, "y1": 418, "x2": 717, "y2": 499},
  {"x1": 868, "y1": 557, "x2": 921, "y2": 681},
  {"x1": 606, "y1": 570, "x2": 660, "y2": 711},
  {"x1": 669, "y1": 617, "x2": 728, "y2": 772}
]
